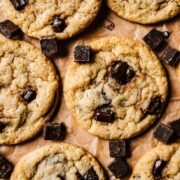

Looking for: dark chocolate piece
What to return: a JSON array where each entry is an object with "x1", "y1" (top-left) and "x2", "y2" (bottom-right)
[
  {"x1": 43, "y1": 122, "x2": 67, "y2": 141},
  {"x1": 0, "y1": 20, "x2": 21, "y2": 38},
  {"x1": 10, "y1": 0, "x2": 27, "y2": 10},
  {"x1": 169, "y1": 119, "x2": 180, "y2": 137},
  {"x1": 153, "y1": 159, "x2": 167, "y2": 179},
  {"x1": 51, "y1": 16, "x2": 67, "y2": 32},
  {"x1": 162, "y1": 31, "x2": 171, "y2": 39},
  {"x1": 40, "y1": 35, "x2": 59, "y2": 57},
  {"x1": 76, "y1": 172, "x2": 84, "y2": 180},
  {"x1": 110, "y1": 61, "x2": 135, "y2": 85},
  {"x1": 94, "y1": 105, "x2": 115, "y2": 123},
  {"x1": 0, "y1": 122, "x2": 6, "y2": 133},
  {"x1": 109, "y1": 140, "x2": 127, "y2": 157},
  {"x1": 84, "y1": 167, "x2": 98, "y2": 180},
  {"x1": 57, "y1": 173, "x2": 66, "y2": 180},
  {"x1": 108, "y1": 158, "x2": 129, "y2": 178},
  {"x1": 74, "y1": 46, "x2": 92, "y2": 63},
  {"x1": 22, "y1": 90, "x2": 37, "y2": 104},
  {"x1": 0, "y1": 155, "x2": 13, "y2": 179},
  {"x1": 161, "y1": 47, "x2": 180, "y2": 67},
  {"x1": 153, "y1": 124, "x2": 174, "y2": 144}
]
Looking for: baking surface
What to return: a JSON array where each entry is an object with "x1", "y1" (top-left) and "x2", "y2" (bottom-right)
[{"x1": 0, "y1": 2, "x2": 180, "y2": 179}]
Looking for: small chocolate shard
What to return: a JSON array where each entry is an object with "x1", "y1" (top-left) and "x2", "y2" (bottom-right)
[
  {"x1": 110, "y1": 61, "x2": 135, "y2": 85},
  {"x1": 0, "y1": 122, "x2": 6, "y2": 133},
  {"x1": 0, "y1": 155, "x2": 13, "y2": 179},
  {"x1": 51, "y1": 16, "x2": 67, "y2": 32},
  {"x1": 57, "y1": 173, "x2": 66, "y2": 180},
  {"x1": 108, "y1": 158, "x2": 129, "y2": 178},
  {"x1": 109, "y1": 140, "x2": 127, "y2": 157},
  {"x1": 162, "y1": 31, "x2": 171, "y2": 39},
  {"x1": 74, "y1": 45, "x2": 92, "y2": 63},
  {"x1": 22, "y1": 90, "x2": 37, "y2": 104},
  {"x1": 0, "y1": 20, "x2": 21, "y2": 38},
  {"x1": 169, "y1": 119, "x2": 180, "y2": 138},
  {"x1": 161, "y1": 47, "x2": 180, "y2": 67},
  {"x1": 153, "y1": 159, "x2": 167, "y2": 179},
  {"x1": 10, "y1": 0, "x2": 28, "y2": 11},
  {"x1": 76, "y1": 172, "x2": 84, "y2": 180},
  {"x1": 84, "y1": 167, "x2": 98, "y2": 180},
  {"x1": 153, "y1": 124, "x2": 174, "y2": 144},
  {"x1": 43, "y1": 122, "x2": 67, "y2": 141}
]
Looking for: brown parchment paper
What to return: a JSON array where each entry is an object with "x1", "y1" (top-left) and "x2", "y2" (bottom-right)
[{"x1": 0, "y1": 2, "x2": 180, "y2": 180}]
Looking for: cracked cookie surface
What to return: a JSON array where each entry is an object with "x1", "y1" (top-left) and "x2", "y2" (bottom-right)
[
  {"x1": 1, "y1": 0, "x2": 102, "y2": 39},
  {"x1": 130, "y1": 144, "x2": 180, "y2": 180},
  {"x1": 10, "y1": 143, "x2": 106, "y2": 180},
  {"x1": 0, "y1": 36, "x2": 59, "y2": 144},
  {"x1": 107, "y1": 0, "x2": 180, "y2": 24},
  {"x1": 64, "y1": 37, "x2": 168, "y2": 140}
]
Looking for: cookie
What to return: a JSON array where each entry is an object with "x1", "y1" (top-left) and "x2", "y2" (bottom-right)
[
  {"x1": 10, "y1": 143, "x2": 106, "y2": 180},
  {"x1": 107, "y1": 0, "x2": 180, "y2": 24},
  {"x1": 64, "y1": 37, "x2": 168, "y2": 140},
  {"x1": 0, "y1": 36, "x2": 59, "y2": 144},
  {"x1": 130, "y1": 144, "x2": 180, "y2": 180},
  {"x1": 1, "y1": 0, "x2": 102, "y2": 39}
]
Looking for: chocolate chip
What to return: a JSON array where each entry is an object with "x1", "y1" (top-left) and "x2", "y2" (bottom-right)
[
  {"x1": 0, "y1": 122, "x2": 6, "y2": 133},
  {"x1": 51, "y1": 16, "x2": 67, "y2": 33},
  {"x1": 84, "y1": 167, "x2": 98, "y2": 180},
  {"x1": 57, "y1": 173, "x2": 66, "y2": 180},
  {"x1": 0, "y1": 20, "x2": 21, "y2": 38},
  {"x1": 169, "y1": 119, "x2": 180, "y2": 138},
  {"x1": 153, "y1": 159, "x2": 167, "y2": 179},
  {"x1": 0, "y1": 155, "x2": 13, "y2": 179},
  {"x1": 40, "y1": 35, "x2": 59, "y2": 57},
  {"x1": 109, "y1": 140, "x2": 127, "y2": 158},
  {"x1": 22, "y1": 90, "x2": 37, "y2": 104},
  {"x1": 161, "y1": 47, "x2": 180, "y2": 67},
  {"x1": 74, "y1": 46, "x2": 92, "y2": 63},
  {"x1": 10, "y1": 0, "x2": 27, "y2": 10},
  {"x1": 153, "y1": 124, "x2": 174, "y2": 144},
  {"x1": 94, "y1": 105, "x2": 115, "y2": 123},
  {"x1": 76, "y1": 172, "x2": 84, "y2": 180},
  {"x1": 110, "y1": 61, "x2": 135, "y2": 85},
  {"x1": 43, "y1": 122, "x2": 67, "y2": 141},
  {"x1": 108, "y1": 158, "x2": 129, "y2": 178}
]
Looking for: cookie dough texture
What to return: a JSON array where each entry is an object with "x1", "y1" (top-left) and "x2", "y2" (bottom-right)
[
  {"x1": 10, "y1": 143, "x2": 105, "y2": 180},
  {"x1": 107, "y1": 0, "x2": 180, "y2": 24},
  {"x1": 0, "y1": 36, "x2": 59, "y2": 144},
  {"x1": 130, "y1": 144, "x2": 180, "y2": 180},
  {"x1": 1, "y1": 0, "x2": 102, "y2": 39},
  {"x1": 64, "y1": 37, "x2": 168, "y2": 140}
]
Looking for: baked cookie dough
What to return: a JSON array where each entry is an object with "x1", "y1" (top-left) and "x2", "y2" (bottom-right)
[
  {"x1": 64, "y1": 37, "x2": 168, "y2": 140},
  {"x1": 107, "y1": 0, "x2": 180, "y2": 24},
  {"x1": 0, "y1": 36, "x2": 59, "y2": 144},
  {"x1": 1, "y1": 0, "x2": 102, "y2": 39},
  {"x1": 10, "y1": 143, "x2": 106, "y2": 180},
  {"x1": 130, "y1": 144, "x2": 180, "y2": 180}
]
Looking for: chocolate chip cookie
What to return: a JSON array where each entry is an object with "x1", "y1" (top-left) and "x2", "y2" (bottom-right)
[
  {"x1": 130, "y1": 144, "x2": 180, "y2": 180},
  {"x1": 0, "y1": 36, "x2": 59, "y2": 144},
  {"x1": 10, "y1": 143, "x2": 106, "y2": 180},
  {"x1": 107, "y1": 0, "x2": 180, "y2": 24},
  {"x1": 1, "y1": 0, "x2": 102, "y2": 39},
  {"x1": 64, "y1": 37, "x2": 168, "y2": 140}
]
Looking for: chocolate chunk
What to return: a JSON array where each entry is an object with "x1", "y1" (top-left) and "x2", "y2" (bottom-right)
[
  {"x1": 0, "y1": 122, "x2": 6, "y2": 133},
  {"x1": 169, "y1": 119, "x2": 180, "y2": 137},
  {"x1": 57, "y1": 173, "x2": 66, "y2": 180},
  {"x1": 40, "y1": 35, "x2": 59, "y2": 57},
  {"x1": 0, "y1": 20, "x2": 21, "y2": 38},
  {"x1": 51, "y1": 16, "x2": 67, "y2": 32},
  {"x1": 43, "y1": 122, "x2": 67, "y2": 141},
  {"x1": 161, "y1": 47, "x2": 180, "y2": 67},
  {"x1": 10, "y1": 0, "x2": 27, "y2": 10},
  {"x1": 22, "y1": 90, "x2": 37, "y2": 104},
  {"x1": 143, "y1": 29, "x2": 169, "y2": 50},
  {"x1": 108, "y1": 158, "x2": 129, "y2": 178},
  {"x1": 74, "y1": 46, "x2": 92, "y2": 63},
  {"x1": 162, "y1": 31, "x2": 171, "y2": 39},
  {"x1": 84, "y1": 167, "x2": 98, "y2": 180},
  {"x1": 76, "y1": 172, "x2": 84, "y2": 180},
  {"x1": 94, "y1": 105, "x2": 115, "y2": 123},
  {"x1": 110, "y1": 61, "x2": 135, "y2": 85},
  {"x1": 109, "y1": 140, "x2": 127, "y2": 157},
  {"x1": 153, "y1": 124, "x2": 174, "y2": 144},
  {"x1": 153, "y1": 159, "x2": 167, "y2": 179},
  {"x1": 0, "y1": 155, "x2": 13, "y2": 179}
]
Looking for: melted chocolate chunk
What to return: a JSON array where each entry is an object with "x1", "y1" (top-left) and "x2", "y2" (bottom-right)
[
  {"x1": 0, "y1": 20, "x2": 21, "y2": 38},
  {"x1": 22, "y1": 90, "x2": 37, "y2": 104},
  {"x1": 110, "y1": 61, "x2": 135, "y2": 85},
  {"x1": 0, "y1": 155, "x2": 13, "y2": 179},
  {"x1": 10, "y1": 0, "x2": 28, "y2": 10},
  {"x1": 40, "y1": 35, "x2": 59, "y2": 57},
  {"x1": 161, "y1": 47, "x2": 180, "y2": 67},
  {"x1": 153, "y1": 160, "x2": 167, "y2": 179},
  {"x1": 84, "y1": 167, "x2": 98, "y2": 180},
  {"x1": 169, "y1": 119, "x2": 180, "y2": 138},
  {"x1": 74, "y1": 46, "x2": 92, "y2": 63},
  {"x1": 108, "y1": 158, "x2": 129, "y2": 178},
  {"x1": 94, "y1": 105, "x2": 115, "y2": 123},
  {"x1": 57, "y1": 173, "x2": 66, "y2": 180},
  {"x1": 76, "y1": 172, "x2": 84, "y2": 180},
  {"x1": 51, "y1": 16, "x2": 67, "y2": 32},
  {"x1": 43, "y1": 122, "x2": 67, "y2": 141},
  {"x1": 0, "y1": 122, "x2": 6, "y2": 133},
  {"x1": 109, "y1": 140, "x2": 127, "y2": 158},
  {"x1": 153, "y1": 124, "x2": 174, "y2": 144}
]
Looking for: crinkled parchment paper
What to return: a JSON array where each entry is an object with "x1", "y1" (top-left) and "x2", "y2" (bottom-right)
[{"x1": 0, "y1": 2, "x2": 180, "y2": 180}]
